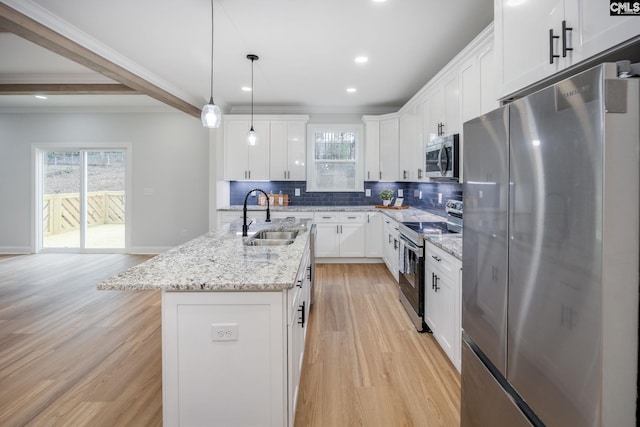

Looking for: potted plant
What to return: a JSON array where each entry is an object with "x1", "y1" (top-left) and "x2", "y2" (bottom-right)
[{"x1": 380, "y1": 189, "x2": 394, "y2": 206}]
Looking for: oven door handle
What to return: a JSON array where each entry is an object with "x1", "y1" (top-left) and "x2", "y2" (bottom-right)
[{"x1": 400, "y1": 235, "x2": 423, "y2": 258}]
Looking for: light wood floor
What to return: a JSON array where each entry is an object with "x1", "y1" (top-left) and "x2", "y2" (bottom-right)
[
  {"x1": 0, "y1": 256, "x2": 460, "y2": 427},
  {"x1": 295, "y1": 264, "x2": 461, "y2": 427}
]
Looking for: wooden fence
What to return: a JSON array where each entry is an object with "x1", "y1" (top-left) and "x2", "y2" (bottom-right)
[{"x1": 43, "y1": 191, "x2": 125, "y2": 236}]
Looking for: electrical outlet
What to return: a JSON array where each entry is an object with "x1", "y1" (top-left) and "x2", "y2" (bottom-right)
[
  {"x1": 438, "y1": 193, "x2": 443, "y2": 204},
  {"x1": 211, "y1": 323, "x2": 239, "y2": 341},
  {"x1": 365, "y1": 189, "x2": 371, "y2": 197},
  {"x1": 295, "y1": 188, "x2": 301, "y2": 196},
  {"x1": 398, "y1": 189, "x2": 403, "y2": 198},
  {"x1": 419, "y1": 191, "x2": 422, "y2": 199},
  {"x1": 250, "y1": 190, "x2": 256, "y2": 197}
]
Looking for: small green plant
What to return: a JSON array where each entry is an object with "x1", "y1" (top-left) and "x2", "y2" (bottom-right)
[{"x1": 380, "y1": 189, "x2": 394, "y2": 201}]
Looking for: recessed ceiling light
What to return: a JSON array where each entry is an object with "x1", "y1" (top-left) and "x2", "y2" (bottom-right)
[
  {"x1": 346, "y1": 88, "x2": 357, "y2": 93},
  {"x1": 355, "y1": 56, "x2": 368, "y2": 64},
  {"x1": 241, "y1": 86, "x2": 252, "y2": 92},
  {"x1": 372, "y1": 0, "x2": 387, "y2": 3},
  {"x1": 35, "y1": 95, "x2": 48, "y2": 100}
]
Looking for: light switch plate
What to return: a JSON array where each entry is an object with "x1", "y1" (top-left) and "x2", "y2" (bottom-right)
[
  {"x1": 365, "y1": 189, "x2": 371, "y2": 197},
  {"x1": 295, "y1": 188, "x2": 301, "y2": 196},
  {"x1": 398, "y1": 189, "x2": 403, "y2": 197}
]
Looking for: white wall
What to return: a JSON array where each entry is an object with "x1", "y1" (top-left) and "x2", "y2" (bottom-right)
[{"x1": 0, "y1": 112, "x2": 210, "y2": 254}]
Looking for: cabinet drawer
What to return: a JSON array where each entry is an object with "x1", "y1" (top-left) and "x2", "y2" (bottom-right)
[
  {"x1": 338, "y1": 212, "x2": 365, "y2": 222},
  {"x1": 313, "y1": 212, "x2": 339, "y2": 222},
  {"x1": 425, "y1": 242, "x2": 459, "y2": 277}
]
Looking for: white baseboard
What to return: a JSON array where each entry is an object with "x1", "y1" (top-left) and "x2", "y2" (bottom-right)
[
  {"x1": 0, "y1": 247, "x2": 32, "y2": 254},
  {"x1": 129, "y1": 246, "x2": 171, "y2": 255},
  {"x1": 315, "y1": 257, "x2": 384, "y2": 264}
]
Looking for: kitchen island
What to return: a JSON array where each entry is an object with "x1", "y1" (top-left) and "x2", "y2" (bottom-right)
[{"x1": 98, "y1": 218, "x2": 313, "y2": 427}]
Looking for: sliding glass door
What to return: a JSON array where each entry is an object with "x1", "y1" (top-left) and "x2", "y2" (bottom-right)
[{"x1": 40, "y1": 149, "x2": 127, "y2": 252}]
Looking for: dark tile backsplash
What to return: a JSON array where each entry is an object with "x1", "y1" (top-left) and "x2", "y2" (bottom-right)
[{"x1": 229, "y1": 181, "x2": 462, "y2": 216}]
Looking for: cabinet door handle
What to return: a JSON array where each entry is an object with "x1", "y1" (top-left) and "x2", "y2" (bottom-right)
[
  {"x1": 389, "y1": 234, "x2": 392, "y2": 243},
  {"x1": 298, "y1": 301, "x2": 306, "y2": 327},
  {"x1": 434, "y1": 275, "x2": 440, "y2": 292},
  {"x1": 368, "y1": 171, "x2": 370, "y2": 180},
  {"x1": 307, "y1": 265, "x2": 312, "y2": 280},
  {"x1": 403, "y1": 170, "x2": 408, "y2": 179},
  {"x1": 562, "y1": 20, "x2": 573, "y2": 57},
  {"x1": 431, "y1": 255, "x2": 442, "y2": 262},
  {"x1": 379, "y1": 171, "x2": 382, "y2": 180},
  {"x1": 394, "y1": 239, "x2": 398, "y2": 250},
  {"x1": 347, "y1": 216, "x2": 357, "y2": 219},
  {"x1": 244, "y1": 171, "x2": 247, "y2": 179},
  {"x1": 297, "y1": 279, "x2": 303, "y2": 288},
  {"x1": 322, "y1": 216, "x2": 332, "y2": 219},
  {"x1": 549, "y1": 28, "x2": 560, "y2": 64},
  {"x1": 284, "y1": 171, "x2": 287, "y2": 179},
  {"x1": 432, "y1": 272, "x2": 436, "y2": 290},
  {"x1": 418, "y1": 168, "x2": 423, "y2": 179}
]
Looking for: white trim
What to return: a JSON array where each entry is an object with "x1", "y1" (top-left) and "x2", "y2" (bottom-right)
[
  {"x1": 0, "y1": 247, "x2": 32, "y2": 255},
  {"x1": 129, "y1": 246, "x2": 171, "y2": 255}
]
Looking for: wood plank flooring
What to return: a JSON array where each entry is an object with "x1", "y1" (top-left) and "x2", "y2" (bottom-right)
[
  {"x1": 0, "y1": 256, "x2": 460, "y2": 427},
  {"x1": 0, "y1": 254, "x2": 161, "y2": 427},
  {"x1": 295, "y1": 264, "x2": 461, "y2": 427}
]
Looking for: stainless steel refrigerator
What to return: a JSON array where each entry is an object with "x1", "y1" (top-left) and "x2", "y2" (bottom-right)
[{"x1": 461, "y1": 63, "x2": 639, "y2": 427}]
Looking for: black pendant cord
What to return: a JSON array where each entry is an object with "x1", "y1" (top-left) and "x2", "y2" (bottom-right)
[{"x1": 247, "y1": 54, "x2": 259, "y2": 130}]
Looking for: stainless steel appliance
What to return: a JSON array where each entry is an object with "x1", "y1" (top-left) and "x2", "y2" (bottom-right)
[
  {"x1": 398, "y1": 223, "x2": 426, "y2": 332},
  {"x1": 425, "y1": 133, "x2": 459, "y2": 180},
  {"x1": 399, "y1": 216, "x2": 461, "y2": 332},
  {"x1": 461, "y1": 63, "x2": 639, "y2": 427}
]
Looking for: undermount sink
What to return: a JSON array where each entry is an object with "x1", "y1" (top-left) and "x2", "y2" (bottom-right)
[
  {"x1": 244, "y1": 229, "x2": 299, "y2": 246},
  {"x1": 253, "y1": 230, "x2": 299, "y2": 240},
  {"x1": 244, "y1": 238, "x2": 295, "y2": 246}
]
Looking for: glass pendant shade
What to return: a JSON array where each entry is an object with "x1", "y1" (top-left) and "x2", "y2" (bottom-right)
[
  {"x1": 247, "y1": 127, "x2": 258, "y2": 146},
  {"x1": 201, "y1": 97, "x2": 222, "y2": 128}
]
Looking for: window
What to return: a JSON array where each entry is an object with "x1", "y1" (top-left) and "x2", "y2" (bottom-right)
[{"x1": 306, "y1": 124, "x2": 364, "y2": 192}]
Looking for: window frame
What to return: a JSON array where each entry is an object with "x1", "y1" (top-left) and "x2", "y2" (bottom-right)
[{"x1": 306, "y1": 124, "x2": 364, "y2": 192}]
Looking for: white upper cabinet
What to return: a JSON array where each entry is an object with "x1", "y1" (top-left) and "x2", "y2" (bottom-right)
[
  {"x1": 270, "y1": 118, "x2": 309, "y2": 181},
  {"x1": 496, "y1": 0, "x2": 640, "y2": 99},
  {"x1": 399, "y1": 104, "x2": 422, "y2": 181},
  {"x1": 460, "y1": 31, "x2": 497, "y2": 123},
  {"x1": 224, "y1": 118, "x2": 270, "y2": 181},
  {"x1": 363, "y1": 115, "x2": 399, "y2": 182},
  {"x1": 425, "y1": 74, "x2": 460, "y2": 143}
]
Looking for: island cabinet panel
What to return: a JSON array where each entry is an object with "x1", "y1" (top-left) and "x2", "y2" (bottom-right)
[{"x1": 162, "y1": 291, "x2": 287, "y2": 427}]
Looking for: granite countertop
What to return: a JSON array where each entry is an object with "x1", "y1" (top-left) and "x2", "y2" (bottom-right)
[
  {"x1": 97, "y1": 218, "x2": 311, "y2": 292},
  {"x1": 425, "y1": 234, "x2": 463, "y2": 261},
  {"x1": 220, "y1": 205, "x2": 463, "y2": 261}
]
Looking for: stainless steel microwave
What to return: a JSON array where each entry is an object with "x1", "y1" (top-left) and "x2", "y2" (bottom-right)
[{"x1": 425, "y1": 133, "x2": 459, "y2": 181}]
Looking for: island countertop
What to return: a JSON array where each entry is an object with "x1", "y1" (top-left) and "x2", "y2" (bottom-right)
[{"x1": 97, "y1": 218, "x2": 312, "y2": 292}]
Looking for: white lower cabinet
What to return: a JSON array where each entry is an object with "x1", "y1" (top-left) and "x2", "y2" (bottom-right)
[
  {"x1": 162, "y1": 243, "x2": 311, "y2": 427},
  {"x1": 365, "y1": 211, "x2": 383, "y2": 258},
  {"x1": 382, "y1": 216, "x2": 399, "y2": 282},
  {"x1": 314, "y1": 212, "x2": 366, "y2": 258},
  {"x1": 424, "y1": 241, "x2": 462, "y2": 372}
]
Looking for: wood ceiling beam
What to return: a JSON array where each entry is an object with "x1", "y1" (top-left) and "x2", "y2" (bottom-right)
[
  {"x1": 0, "y1": 3, "x2": 201, "y2": 118},
  {"x1": 0, "y1": 83, "x2": 139, "y2": 95}
]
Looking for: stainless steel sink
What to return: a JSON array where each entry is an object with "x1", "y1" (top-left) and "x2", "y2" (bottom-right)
[
  {"x1": 253, "y1": 230, "x2": 299, "y2": 240},
  {"x1": 244, "y1": 239, "x2": 295, "y2": 246}
]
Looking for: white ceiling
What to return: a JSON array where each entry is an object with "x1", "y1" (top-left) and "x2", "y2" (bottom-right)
[{"x1": 0, "y1": 0, "x2": 493, "y2": 114}]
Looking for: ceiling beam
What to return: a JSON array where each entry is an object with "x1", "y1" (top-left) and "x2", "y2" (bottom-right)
[
  {"x1": 0, "y1": 83, "x2": 139, "y2": 95},
  {"x1": 0, "y1": 3, "x2": 201, "y2": 118}
]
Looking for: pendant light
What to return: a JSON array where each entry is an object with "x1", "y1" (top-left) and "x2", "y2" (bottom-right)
[
  {"x1": 246, "y1": 54, "x2": 259, "y2": 145},
  {"x1": 201, "y1": 0, "x2": 222, "y2": 128}
]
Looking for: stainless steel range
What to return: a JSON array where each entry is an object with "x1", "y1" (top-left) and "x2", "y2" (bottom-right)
[{"x1": 398, "y1": 201, "x2": 462, "y2": 332}]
